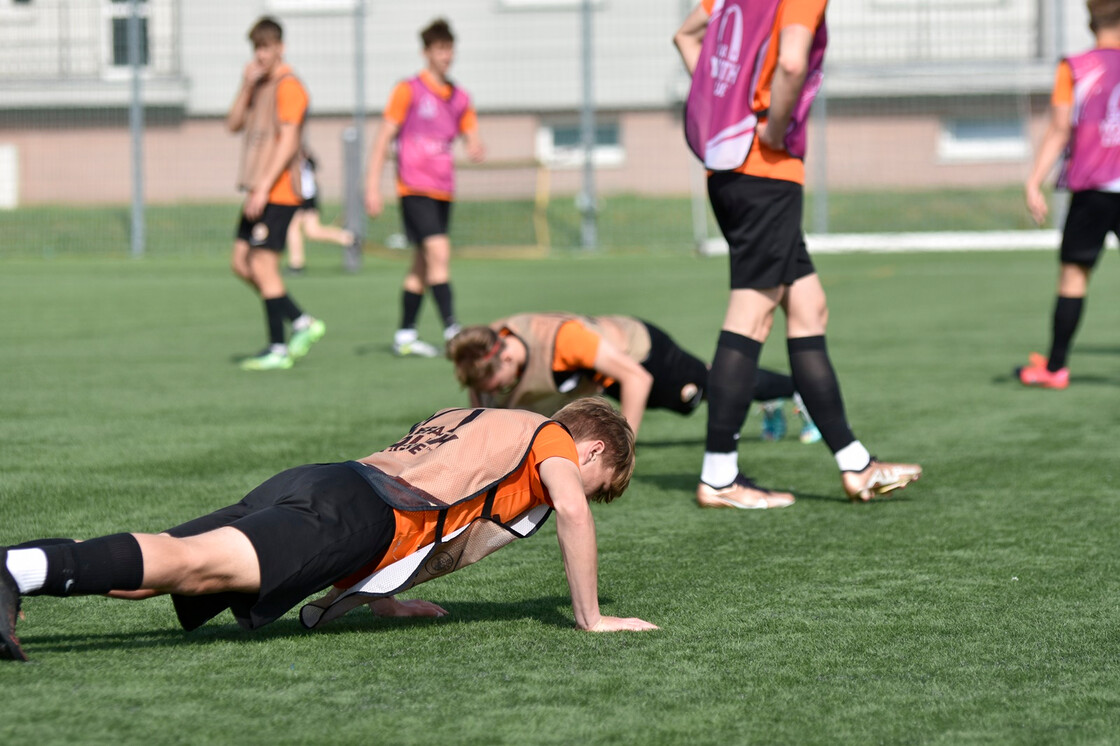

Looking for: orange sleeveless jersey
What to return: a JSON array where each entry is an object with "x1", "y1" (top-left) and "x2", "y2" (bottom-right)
[
  {"x1": 335, "y1": 421, "x2": 576, "y2": 588},
  {"x1": 268, "y1": 66, "x2": 308, "y2": 206},
  {"x1": 700, "y1": 0, "x2": 828, "y2": 185},
  {"x1": 384, "y1": 69, "x2": 479, "y2": 201}
]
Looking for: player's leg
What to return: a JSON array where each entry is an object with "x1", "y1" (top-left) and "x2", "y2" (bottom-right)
[
  {"x1": 231, "y1": 233, "x2": 255, "y2": 288},
  {"x1": 696, "y1": 172, "x2": 797, "y2": 509},
  {"x1": 286, "y1": 209, "x2": 307, "y2": 273},
  {"x1": 1019, "y1": 190, "x2": 1110, "y2": 388},
  {"x1": 301, "y1": 209, "x2": 355, "y2": 247},
  {"x1": 635, "y1": 321, "x2": 709, "y2": 414},
  {"x1": 784, "y1": 274, "x2": 920, "y2": 501},
  {"x1": 422, "y1": 199, "x2": 459, "y2": 343},
  {"x1": 393, "y1": 196, "x2": 441, "y2": 357}
]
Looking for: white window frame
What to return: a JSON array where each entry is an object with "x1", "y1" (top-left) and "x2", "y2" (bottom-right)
[
  {"x1": 267, "y1": 0, "x2": 356, "y2": 13},
  {"x1": 937, "y1": 117, "x2": 1029, "y2": 163},
  {"x1": 536, "y1": 121, "x2": 625, "y2": 169}
]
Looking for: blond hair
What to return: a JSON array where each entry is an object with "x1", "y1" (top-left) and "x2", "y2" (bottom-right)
[
  {"x1": 447, "y1": 325, "x2": 503, "y2": 388},
  {"x1": 552, "y1": 397, "x2": 635, "y2": 504}
]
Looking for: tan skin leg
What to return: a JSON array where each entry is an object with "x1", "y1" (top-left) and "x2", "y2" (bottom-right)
[
  {"x1": 230, "y1": 239, "x2": 255, "y2": 287},
  {"x1": 248, "y1": 248, "x2": 286, "y2": 299},
  {"x1": 782, "y1": 272, "x2": 830, "y2": 338},
  {"x1": 301, "y1": 210, "x2": 354, "y2": 246},
  {"x1": 286, "y1": 211, "x2": 307, "y2": 269},
  {"x1": 1058, "y1": 262, "x2": 1091, "y2": 298},
  {"x1": 108, "y1": 527, "x2": 261, "y2": 600},
  {"x1": 403, "y1": 234, "x2": 452, "y2": 295}
]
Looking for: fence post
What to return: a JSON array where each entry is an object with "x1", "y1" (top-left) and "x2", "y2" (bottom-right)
[
  {"x1": 128, "y1": 0, "x2": 145, "y2": 258},
  {"x1": 343, "y1": 127, "x2": 364, "y2": 272}
]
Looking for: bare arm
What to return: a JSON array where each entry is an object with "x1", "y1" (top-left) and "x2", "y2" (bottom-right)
[
  {"x1": 365, "y1": 117, "x2": 400, "y2": 217},
  {"x1": 673, "y1": 3, "x2": 710, "y2": 75},
  {"x1": 540, "y1": 457, "x2": 658, "y2": 632},
  {"x1": 244, "y1": 120, "x2": 300, "y2": 221},
  {"x1": 226, "y1": 61, "x2": 267, "y2": 133},
  {"x1": 1025, "y1": 103, "x2": 1072, "y2": 226},
  {"x1": 757, "y1": 24, "x2": 814, "y2": 152},
  {"x1": 592, "y1": 341, "x2": 653, "y2": 439},
  {"x1": 463, "y1": 129, "x2": 485, "y2": 163}
]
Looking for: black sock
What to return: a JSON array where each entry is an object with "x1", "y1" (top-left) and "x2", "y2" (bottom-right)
[
  {"x1": 705, "y1": 331, "x2": 762, "y2": 453},
  {"x1": 277, "y1": 294, "x2": 303, "y2": 322},
  {"x1": 430, "y1": 283, "x2": 456, "y2": 328},
  {"x1": 11, "y1": 538, "x2": 77, "y2": 550},
  {"x1": 34, "y1": 534, "x2": 144, "y2": 597},
  {"x1": 753, "y1": 368, "x2": 796, "y2": 401},
  {"x1": 400, "y1": 290, "x2": 423, "y2": 330},
  {"x1": 787, "y1": 336, "x2": 856, "y2": 454},
  {"x1": 1048, "y1": 296, "x2": 1084, "y2": 372},
  {"x1": 264, "y1": 298, "x2": 286, "y2": 346}
]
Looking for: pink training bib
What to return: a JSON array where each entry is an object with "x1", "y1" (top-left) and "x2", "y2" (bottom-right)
[
  {"x1": 396, "y1": 76, "x2": 470, "y2": 196},
  {"x1": 1060, "y1": 48, "x2": 1120, "y2": 193}
]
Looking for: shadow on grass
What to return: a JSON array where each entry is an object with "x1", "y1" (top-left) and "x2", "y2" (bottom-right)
[
  {"x1": 992, "y1": 371, "x2": 1120, "y2": 386},
  {"x1": 1073, "y1": 344, "x2": 1120, "y2": 357},
  {"x1": 23, "y1": 595, "x2": 584, "y2": 655}
]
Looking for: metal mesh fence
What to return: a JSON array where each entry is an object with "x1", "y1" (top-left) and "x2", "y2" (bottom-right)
[{"x1": 0, "y1": 0, "x2": 1093, "y2": 258}]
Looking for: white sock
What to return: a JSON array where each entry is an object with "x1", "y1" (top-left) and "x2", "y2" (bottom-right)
[
  {"x1": 292, "y1": 314, "x2": 312, "y2": 332},
  {"x1": 395, "y1": 328, "x2": 418, "y2": 345},
  {"x1": 835, "y1": 440, "x2": 872, "y2": 472},
  {"x1": 701, "y1": 452, "x2": 739, "y2": 488},
  {"x1": 6, "y1": 548, "x2": 48, "y2": 594},
  {"x1": 269, "y1": 343, "x2": 288, "y2": 356}
]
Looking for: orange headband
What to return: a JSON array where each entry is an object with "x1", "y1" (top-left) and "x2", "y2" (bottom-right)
[{"x1": 481, "y1": 338, "x2": 502, "y2": 362}]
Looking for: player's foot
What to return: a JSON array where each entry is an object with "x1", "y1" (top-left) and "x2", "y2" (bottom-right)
[
  {"x1": 284, "y1": 265, "x2": 305, "y2": 276},
  {"x1": 443, "y1": 323, "x2": 462, "y2": 344},
  {"x1": 240, "y1": 346, "x2": 294, "y2": 371},
  {"x1": 841, "y1": 459, "x2": 922, "y2": 502},
  {"x1": 393, "y1": 329, "x2": 439, "y2": 358},
  {"x1": 343, "y1": 235, "x2": 362, "y2": 273},
  {"x1": 288, "y1": 318, "x2": 326, "y2": 359},
  {"x1": 1016, "y1": 352, "x2": 1069, "y2": 390},
  {"x1": 792, "y1": 394, "x2": 822, "y2": 444},
  {"x1": 696, "y1": 474, "x2": 795, "y2": 509},
  {"x1": 0, "y1": 549, "x2": 29, "y2": 662},
  {"x1": 759, "y1": 399, "x2": 787, "y2": 441}
]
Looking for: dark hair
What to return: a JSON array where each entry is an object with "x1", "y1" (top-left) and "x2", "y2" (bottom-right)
[
  {"x1": 249, "y1": 17, "x2": 283, "y2": 46},
  {"x1": 552, "y1": 397, "x2": 636, "y2": 504},
  {"x1": 1089, "y1": 0, "x2": 1120, "y2": 32},
  {"x1": 420, "y1": 18, "x2": 455, "y2": 48}
]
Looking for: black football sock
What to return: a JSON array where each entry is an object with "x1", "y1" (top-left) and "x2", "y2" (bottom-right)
[
  {"x1": 264, "y1": 298, "x2": 286, "y2": 346},
  {"x1": 787, "y1": 335, "x2": 856, "y2": 454},
  {"x1": 1047, "y1": 296, "x2": 1084, "y2": 372},
  {"x1": 34, "y1": 534, "x2": 144, "y2": 597},
  {"x1": 278, "y1": 294, "x2": 304, "y2": 322},
  {"x1": 753, "y1": 368, "x2": 796, "y2": 401},
  {"x1": 400, "y1": 290, "x2": 423, "y2": 330},
  {"x1": 705, "y1": 331, "x2": 762, "y2": 453},
  {"x1": 430, "y1": 283, "x2": 456, "y2": 328}
]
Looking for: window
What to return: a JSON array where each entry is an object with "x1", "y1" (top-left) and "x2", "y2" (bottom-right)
[
  {"x1": 267, "y1": 0, "x2": 357, "y2": 12},
  {"x1": 536, "y1": 120, "x2": 624, "y2": 169},
  {"x1": 106, "y1": 0, "x2": 150, "y2": 69},
  {"x1": 938, "y1": 117, "x2": 1028, "y2": 163}
]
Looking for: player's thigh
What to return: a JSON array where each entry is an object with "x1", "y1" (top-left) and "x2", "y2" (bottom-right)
[
  {"x1": 783, "y1": 273, "x2": 829, "y2": 337},
  {"x1": 1061, "y1": 190, "x2": 1117, "y2": 267}
]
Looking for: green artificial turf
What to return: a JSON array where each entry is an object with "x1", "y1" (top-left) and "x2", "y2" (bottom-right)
[{"x1": 1, "y1": 249, "x2": 1119, "y2": 744}]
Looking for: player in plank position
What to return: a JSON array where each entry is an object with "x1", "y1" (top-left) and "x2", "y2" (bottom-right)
[
  {"x1": 1, "y1": 398, "x2": 657, "y2": 662},
  {"x1": 447, "y1": 313, "x2": 820, "y2": 443}
]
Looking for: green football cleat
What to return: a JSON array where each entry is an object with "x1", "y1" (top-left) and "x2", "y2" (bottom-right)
[
  {"x1": 240, "y1": 348, "x2": 294, "y2": 371},
  {"x1": 288, "y1": 318, "x2": 326, "y2": 359}
]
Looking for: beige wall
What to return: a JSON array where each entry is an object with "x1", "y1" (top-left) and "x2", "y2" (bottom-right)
[{"x1": 0, "y1": 105, "x2": 1048, "y2": 206}]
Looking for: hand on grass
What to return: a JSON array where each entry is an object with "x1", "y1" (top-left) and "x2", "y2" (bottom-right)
[
  {"x1": 368, "y1": 596, "x2": 449, "y2": 618},
  {"x1": 587, "y1": 616, "x2": 659, "y2": 632}
]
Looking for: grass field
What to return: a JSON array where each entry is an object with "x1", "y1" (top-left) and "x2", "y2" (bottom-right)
[
  {"x1": 0, "y1": 186, "x2": 1041, "y2": 259},
  {"x1": 2, "y1": 247, "x2": 1119, "y2": 744}
]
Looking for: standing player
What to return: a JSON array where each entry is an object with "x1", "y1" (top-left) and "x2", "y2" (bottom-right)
[
  {"x1": 447, "y1": 313, "x2": 819, "y2": 443},
  {"x1": 366, "y1": 18, "x2": 485, "y2": 358},
  {"x1": 285, "y1": 154, "x2": 359, "y2": 275},
  {"x1": 227, "y1": 17, "x2": 325, "y2": 371},
  {"x1": 1019, "y1": 0, "x2": 1120, "y2": 389},
  {"x1": 0, "y1": 398, "x2": 657, "y2": 662},
  {"x1": 675, "y1": 0, "x2": 921, "y2": 508}
]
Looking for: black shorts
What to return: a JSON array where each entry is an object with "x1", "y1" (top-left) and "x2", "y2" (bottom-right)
[
  {"x1": 602, "y1": 321, "x2": 708, "y2": 415},
  {"x1": 1060, "y1": 190, "x2": 1120, "y2": 267},
  {"x1": 165, "y1": 463, "x2": 395, "y2": 631},
  {"x1": 301, "y1": 194, "x2": 319, "y2": 212},
  {"x1": 401, "y1": 195, "x2": 452, "y2": 245},
  {"x1": 235, "y1": 203, "x2": 299, "y2": 252},
  {"x1": 708, "y1": 172, "x2": 815, "y2": 289}
]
